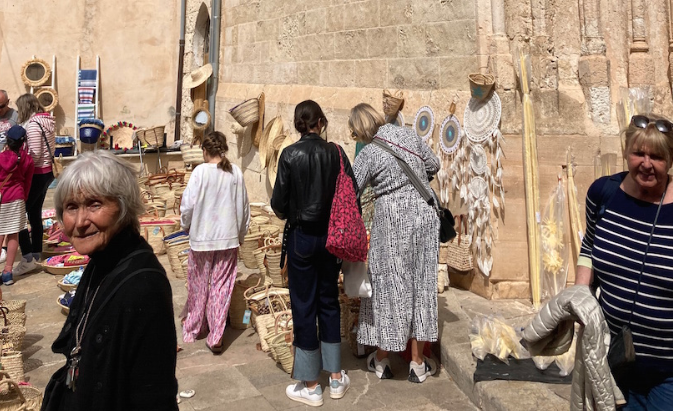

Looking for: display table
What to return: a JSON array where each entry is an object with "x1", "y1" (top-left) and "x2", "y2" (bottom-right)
[{"x1": 59, "y1": 150, "x2": 185, "y2": 175}]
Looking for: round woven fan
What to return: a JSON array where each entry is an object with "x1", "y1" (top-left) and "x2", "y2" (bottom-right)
[
  {"x1": 470, "y1": 144, "x2": 488, "y2": 175},
  {"x1": 109, "y1": 124, "x2": 137, "y2": 150},
  {"x1": 414, "y1": 106, "x2": 434, "y2": 141},
  {"x1": 464, "y1": 91, "x2": 501, "y2": 145},
  {"x1": 439, "y1": 115, "x2": 462, "y2": 155}
]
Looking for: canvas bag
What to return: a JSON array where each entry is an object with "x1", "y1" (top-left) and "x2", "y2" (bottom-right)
[{"x1": 325, "y1": 144, "x2": 368, "y2": 262}]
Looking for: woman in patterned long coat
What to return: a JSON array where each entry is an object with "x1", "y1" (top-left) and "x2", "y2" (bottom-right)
[{"x1": 348, "y1": 103, "x2": 441, "y2": 383}]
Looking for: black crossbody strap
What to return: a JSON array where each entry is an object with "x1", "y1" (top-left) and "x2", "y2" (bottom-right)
[{"x1": 372, "y1": 138, "x2": 436, "y2": 208}]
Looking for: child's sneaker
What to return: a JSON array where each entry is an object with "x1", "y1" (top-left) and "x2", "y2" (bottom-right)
[
  {"x1": 367, "y1": 351, "x2": 393, "y2": 379},
  {"x1": 285, "y1": 381, "x2": 323, "y2": 407},
  {"x1": 408, "y1": 357, "x2": 438, "y2": 383},
  {"x1": 2, "y1": 271, "x2": 14, "y2": 286},
  {"x1": 329, "y1": 370, "x2": 350, "y2": 399}
]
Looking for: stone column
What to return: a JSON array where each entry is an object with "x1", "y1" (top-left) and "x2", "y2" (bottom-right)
[
  {"x1": 489, "y1": 0, "x2": 515, "y2": 90},
  {"x1": 631, "y1": 0, "x2": 649, "y2": 52},
  {"x1": 578, "y1": 0, "x2": 610, "y2": 125},
  {"x1": 628, "y1": 0, "x2": 654, "y2": 88}
]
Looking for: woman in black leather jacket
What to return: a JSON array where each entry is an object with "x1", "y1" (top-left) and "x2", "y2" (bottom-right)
[{"x1": 271, "y1": 100, "x2": 354, "y2": 406}]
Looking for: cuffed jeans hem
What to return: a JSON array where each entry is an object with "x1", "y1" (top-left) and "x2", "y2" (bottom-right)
[{"x1": 293, "y1": 343, "x2": 342, "y2": 381}]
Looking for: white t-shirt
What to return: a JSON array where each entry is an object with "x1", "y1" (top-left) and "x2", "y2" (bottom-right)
[{"x1": 180, "y1": 163, "x2": 250, "y2": 251}]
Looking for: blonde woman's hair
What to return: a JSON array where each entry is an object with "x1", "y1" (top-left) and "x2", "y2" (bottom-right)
[
  {"x1": 16, "y1": 93, "x2": 43, "y2": 124},
  {"x1": 623, "y1": 113, "x2": 673, "y2": 167},
  {"x1": 348, "y1": 103, "x2": 385, "y2": 144}
]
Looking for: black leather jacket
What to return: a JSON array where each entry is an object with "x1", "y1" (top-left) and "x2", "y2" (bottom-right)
[{"x1": 271, "y1": 133, "x2": 356, "y2": 232}]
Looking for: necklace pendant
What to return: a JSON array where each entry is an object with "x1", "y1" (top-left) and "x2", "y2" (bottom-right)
[{"x1": 66, "y1": 355, "x2": 80, "y2": 391}]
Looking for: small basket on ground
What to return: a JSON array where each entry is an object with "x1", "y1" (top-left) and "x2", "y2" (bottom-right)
[
  {"x1": 1, "y1": 301, "x2": 26, "y2": 314},
  {"x1": 230, "y1": 274, "x2": 262, "y2": 330},
  {"x1": 0, "y1": 351, "x2": 24, "y2": 383},
  {"x1": 140, "y1": 219, "x2": 180, "y2": 255},
  {"x1": 0, "y1": 310, "x2": 26, "y2": 352},
  {"x1": 57, "y1": 280, "x2": 78, "y2": 293},
  {"x1": 245, "y1": 285, "x2": 290, "y2": 352},
  {"x1": 267, "y1": 310, "x2": 294, "y2": 374},
  {"x1": 0, "y1": 371, "x2": 43, "y2": 410}
]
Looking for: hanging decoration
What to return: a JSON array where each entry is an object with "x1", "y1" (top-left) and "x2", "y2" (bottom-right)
[
  {"x1": 414, "y1": 106, "x2": 435, "y2": 142},
  {"x1": 453, "y1": 90, "x2": 505, "y2": 277},
  {"x1": 103, "y1": 121, "x2": 138, "y2": 150},
  {"x1": 540, "y1": 176, "x2": 569, "y2": 301},
  {"x1": 437, "y1": 101, "x2": 461, "y2": 206},
  {"x1": 439, "y1": 115, "x2": 462, "y2": 155}
]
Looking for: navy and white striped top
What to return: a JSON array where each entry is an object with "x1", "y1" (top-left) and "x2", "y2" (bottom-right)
[{"x1": 579, "y1": 175, "x2": 673, "y2": 373}]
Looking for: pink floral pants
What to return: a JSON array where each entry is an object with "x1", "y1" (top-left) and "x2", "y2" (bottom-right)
[{"x1": 182, "y1": 248, "x2": 238, "y2": 347}]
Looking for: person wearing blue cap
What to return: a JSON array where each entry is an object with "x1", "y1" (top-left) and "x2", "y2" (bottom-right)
[{"x1": 0, "y1": 125, "x2": 34, "y2": 285}]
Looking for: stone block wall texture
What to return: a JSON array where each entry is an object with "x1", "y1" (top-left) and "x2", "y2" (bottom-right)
[{"x1": 0, "y1": 1, "x2": 180, "y2": 134}]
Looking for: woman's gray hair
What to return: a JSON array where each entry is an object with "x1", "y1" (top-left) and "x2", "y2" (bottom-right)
[{"x1": 54, "y1": 151, "x2": 145, "y2": 233}]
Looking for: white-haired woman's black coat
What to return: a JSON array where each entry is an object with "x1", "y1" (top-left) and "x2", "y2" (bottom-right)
[{"x1": 42, "y1": 227, "x2": 178, "y2": 411}]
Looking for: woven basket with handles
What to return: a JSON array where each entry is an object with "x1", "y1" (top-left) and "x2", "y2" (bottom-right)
[
  {"x1": 0, "y1": 371, "x2": 42, "y2": 411},
  {"x1": 229, "y1": 97, "x2": 260, "y2": 127},
  {"x1": 446, "y1": 215, "x2": 473, "y2": 272}
]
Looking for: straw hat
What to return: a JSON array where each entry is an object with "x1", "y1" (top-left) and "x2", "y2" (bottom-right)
[
  {"x1": 438, "y1": 115, "x2": 461, "y2": 155},
  {"x1": 260, "y1": 116, "x2": 284, "y2": 169},
  {"x1": 464, "y1": 91, "x2": 501, "y2": 145},
  {"x1": 183, "y1": 64, "x2": 213, "y2": 89},
  {"x1": 414, "y1": 106, "x2": 435, "y2": 141},
  {"x1": 268, "y1": 134, "x2": 295, "y2": 188},
  {"x1": 251, "y1": 92, "x2": 266, "y2": 147},
  {"x1": 231, "y1": 122, "x2": 252, "y2": 157}
]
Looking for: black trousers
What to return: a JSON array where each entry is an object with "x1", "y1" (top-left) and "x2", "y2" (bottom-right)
[{"x1": 19, "y1": 172, "x2": 54, "y2": 256}]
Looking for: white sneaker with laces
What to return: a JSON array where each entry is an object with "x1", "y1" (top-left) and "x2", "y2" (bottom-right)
[
  {"x1": 285, "y1": 381, "x2": 323, "y2": 407},
  {"x1": 13, "y1": 258, "x2": 39, "y2": 276},
  {"x1": 329, "y1": 370, "x2": 350, "y2": 399},
  {"x1": 367, "y1": 351, "x2": 394, "y2": 379},
  {"x1": 0, "y1": 249, "x2": 6, "y2": 264},
  {"x1": 408, "y1": 357, "x2": 438, "y2": 383}
]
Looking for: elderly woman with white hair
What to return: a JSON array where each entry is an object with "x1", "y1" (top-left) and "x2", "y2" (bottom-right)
[{"x1": 42, "y1": 151, "x2": 178, "y2": 411}]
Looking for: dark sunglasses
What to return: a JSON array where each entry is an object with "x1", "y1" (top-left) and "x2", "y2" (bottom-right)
[
  {"x1": 0, "y1": 101, "x2": 8, "y2": 110},
  {"x1": 631, "y1": 115, "x2": 673, "y2": 134}
]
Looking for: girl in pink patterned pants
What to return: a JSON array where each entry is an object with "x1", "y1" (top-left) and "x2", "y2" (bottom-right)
[{"x1": 180, "y1": 131, "x2": 250, "y2": 353}]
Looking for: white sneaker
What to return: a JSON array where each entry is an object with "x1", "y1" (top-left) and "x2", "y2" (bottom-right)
[
  {"x1": 285, "y1": 381, "x2": 323, "y2": 407},
  {"x1": 329, "y1": 370, "x2": 350, "y2": 399},
  {"x1": 367, "y1": 351, "x2": 393, "y2": 379},
  {"x1": 408, "y1": 357, "x2": 438, "y2": 383},
  {"x1": 12, "y1": 258, "x2": 39, "y2": 276},
  {"x1": 0, "y1": 249, "x2": 5, "y2": 264}
]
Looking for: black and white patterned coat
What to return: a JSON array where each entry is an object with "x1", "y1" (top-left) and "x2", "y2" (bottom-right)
[{"x1": 352, "y1": 123, "x2": 441, "y2": 351}]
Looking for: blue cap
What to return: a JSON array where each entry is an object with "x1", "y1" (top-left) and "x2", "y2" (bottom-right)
[{"x1": 6, "y1": 125, "x2": 26, "y2": 141}]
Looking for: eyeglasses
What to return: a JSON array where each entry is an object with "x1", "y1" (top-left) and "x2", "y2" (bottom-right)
[
  {"x1": 0, "y1": 100, "x2": 8, "y2": 110},
  {"x1": 631, "y1": 115, "x2": 673, "y2": 134}
]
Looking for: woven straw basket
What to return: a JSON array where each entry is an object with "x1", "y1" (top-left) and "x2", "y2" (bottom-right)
[
  {"x1": 240, "y1": 232, "x2": 264, "y2": 269},
  {"x1": 0, "y1": 372, "x2": 42, "y2": 411},
  {"x1": 229, "y1": 98, "x2": 260, "y2": 126},
  {"x1": 230, "y1": 274, "x2": 262, "y2": 330},
  {"x1": 141, "y1": 221, "x2": 179, "y2": 254},
  {"x1": 468, "y1": 73, "x2": 495, "y2": 101},
  {"x1": 181, "y1": 145, "x2": 204, "y2": 165},
  {"x1": 382, "y1": 89, "x2": 404, "y2": 117},
  {"x1": 142, "y1": 125, "x2": 166, "y2": 148},
  {"x1": 0, "y1": 351, "x2": 23, "y2": 383},
  {"x1": 267, "y1": 311, "x2": 294, "y2": 374},
  {"x1": 166, "y1": 238, "x2": 190, "y2": 278},
  {"x1": 446, "y1": 215, "x2": 473, "y2": 272},
  {"x1": 1, "y1": 301, "x2": 25, "y2": 314}
]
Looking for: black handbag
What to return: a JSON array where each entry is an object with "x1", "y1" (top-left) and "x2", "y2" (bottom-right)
[{"x1": 371, "y1": 138, "x2": 456, "y2": 242}]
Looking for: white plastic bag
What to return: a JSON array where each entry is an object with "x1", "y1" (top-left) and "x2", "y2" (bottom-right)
[{"x1": 342, "y1": 260, "x2": 372, "y2": 298}]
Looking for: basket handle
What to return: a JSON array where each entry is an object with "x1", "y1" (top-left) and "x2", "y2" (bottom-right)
[
  {"x1": 273, "y1": 310, "x2": 293, "y2": 334},
  {"x1": 0, "y1": 371, "x2": 27, "y2": 406},
  {"x1": 0, "y1": 306, "x2": 8, "y2": 327}
]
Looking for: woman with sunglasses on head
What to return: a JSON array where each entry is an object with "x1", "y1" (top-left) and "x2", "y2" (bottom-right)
[{"x1": 576, "y1": 113, "x2": 673, "y2": 409}]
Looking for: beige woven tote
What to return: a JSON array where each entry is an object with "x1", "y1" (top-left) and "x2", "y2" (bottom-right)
[{"x1": 445, "y1": 215, "x2": 474, "y2": 272}]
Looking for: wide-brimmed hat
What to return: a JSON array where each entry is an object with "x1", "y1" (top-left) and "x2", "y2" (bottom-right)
[
  {"x1": 268, "y1": 134, "x2": 295, "y2": 188},
  {"x1": 260, "y1": 116, "x2": 284, "y2": 169},
  {"x1": 183, "y1": 64, "x2": 213, "y2": 89}
]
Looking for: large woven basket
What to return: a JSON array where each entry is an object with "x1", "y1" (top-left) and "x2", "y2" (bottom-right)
[
  {"x1": 142, "y1": 125, "x2": 166, "y2": 148},
  {"x1": 446, "y1": 216, "x2": 473, "y2": 272},
  {"x1": 267, "y1": 311, "x2": 294, "y2": 374},
  {"x1": 145, "y1": 201, "x2": 167, "y2": 217},
  {"x1": 438, "y1": 243, "x2": 449, "y2": 264},
  {"x1": 166, "y1": 238, "x2": 190, "y2": 278},
  {"x1": 180, "y1": 145, "x2": 204, "y2": 165},
  {"x1": 0, "y1": 351, "x2": 23, "y2": 383},
  {"x1": 240, "y1": 232, "x2": 264, "y2": 269},
  {"x1": 1, "y1": 301, "x2": 26, "y2": 314},
  {"x1": 382, "y1": 89, "x2": 404, "y2": 117},
  {"x1": 229, "y1": 98, "x2": 260, "y2": 126},
  {"x1": 230, "y1": 274, "x2": 262, "y2": 330},
  {"x1": 140, "y1": 220, "x2": 179, "y2": 254},
  {"x1": 266, "y1": 250, "x2": 284, "y2": 287},
  {"x1": 0, "y1": 372, "x2": 42, "y2": 411}
]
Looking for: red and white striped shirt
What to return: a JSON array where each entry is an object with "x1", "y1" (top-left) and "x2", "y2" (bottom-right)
[{"x1": 23, "y1": 113, "x2": 55, "y2": 174}]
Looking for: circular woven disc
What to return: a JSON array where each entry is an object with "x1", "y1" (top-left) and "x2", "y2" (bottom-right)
[
  {"x1": 470, "y1": 144, "x2": 488, "y2": 175},
  {"x1": 439, "y1": 115, "x2": 462, "y2": 155},
  {"x1": 464, "y1": 91, "x2": 501, "y2": 145},
  {"x1": 469, "y1": 176, "x2": 489, "y2": 201},
  {"x1": 109, "y1": 125, "x2": 136, "y2": 150},
  {"x1": 34, "y1": 88, "x2": 59, "y2": 112},
  {"x1": 414, "y1": 106, "x2": 435, "y2": 141}
]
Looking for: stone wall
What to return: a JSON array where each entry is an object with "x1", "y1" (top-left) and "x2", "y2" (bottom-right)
[{"x1": 0, "y1": 0, "x2": 180, "y2": 134}]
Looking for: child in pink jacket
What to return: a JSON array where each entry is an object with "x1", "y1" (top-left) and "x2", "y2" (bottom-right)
[{"x1": 0, "y1": 125, "x2": 34, "y2": 285}]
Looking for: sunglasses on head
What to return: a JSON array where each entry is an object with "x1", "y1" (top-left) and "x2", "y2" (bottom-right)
[{"x1": 631, "y1": 115, "x2": 673, "y2": 134}]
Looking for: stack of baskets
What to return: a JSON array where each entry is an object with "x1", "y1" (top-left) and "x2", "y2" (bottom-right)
[
  {"x1": 230, "y1": 274, "x2": 262, "y2": 330},
  {"x1": 0, "y1": 371, "x2": 42, "y2": 410},
  {"x1": 0, "y1": 301, "x2": 28, "y2": 384},
  {"x1": 164, "y1": 231, "x2": 190, "y2": 278},
  {"x1": 244, "y1": 283, "x2": 291, "y2": 352},
  {"x1": 140, "y1": 218, "x2": 180, "y2": 255}
]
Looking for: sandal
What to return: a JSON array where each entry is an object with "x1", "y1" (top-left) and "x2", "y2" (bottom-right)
[{"x1": 207, "y1": 343, "x2": 224, "y2": 354}]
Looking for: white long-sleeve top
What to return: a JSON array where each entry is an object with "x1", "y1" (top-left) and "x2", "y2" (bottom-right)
[{"x1": 180, "y1": 163, "x2": 250, "y2": 251}]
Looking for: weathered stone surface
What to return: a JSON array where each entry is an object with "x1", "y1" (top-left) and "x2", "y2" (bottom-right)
[
  {"x1": 628, "y1": 52, "x2": 656, "y2": 86},
  {"x1": 388, "y1": 58, "x2": 440, "y2": 89},
  {"x1": 366, "y1": 27, "x2": 399, "y2": 58},
  {"x1": 439, "y1": 55, "x2": 478, "y2": 90},
  {"x1": 305, "y1": 7, "x2": 327, "y2": 34},
  {"x1": 578, "y1": 55, "x2": 610, "y2": 87},
  {"x1": 255, "y1": 19, "x2": 279, "y2": 43},
  {"x1": 325, "y1": 4, "x2": 346, "y2": 32},
  {"x1": 380, "y1": 0, "x2": 414, "y2": 27},
  {"x1": 355, "y1": 59, "x2": 388, "y2": 88},
  {"x1": 334, "y1": 30, "x2": 368, "y2": 60},
  {"x1": 329, "y1": 60, "x2": 356, "y2": 88}
]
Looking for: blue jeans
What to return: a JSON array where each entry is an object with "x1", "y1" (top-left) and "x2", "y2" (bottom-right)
[
  {"x1": 622, "y1": 367, "x2": 673, "y2": 410},
  {"x1": 286, "y1": 226, "x2": 341, "y2": 381}
]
